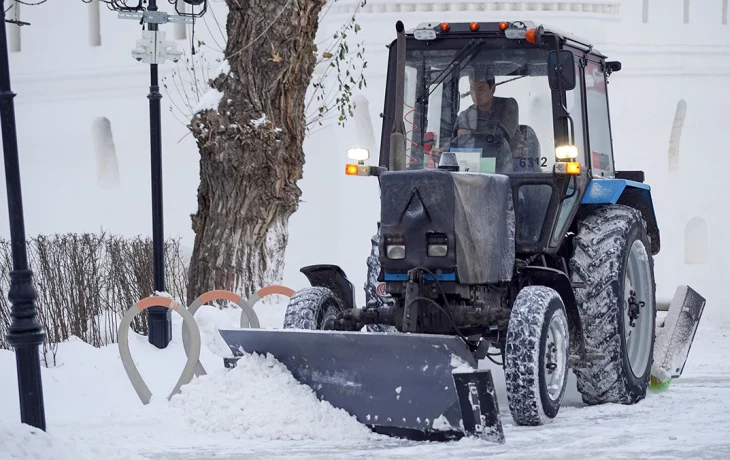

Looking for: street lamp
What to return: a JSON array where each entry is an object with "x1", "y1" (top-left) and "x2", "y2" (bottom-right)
[
  {"x1": 112, "y1": 0, "x2": 207, "y2": 349},
  {"x1": 0, "y1": 0, "x2": 46, "y2": 430}
]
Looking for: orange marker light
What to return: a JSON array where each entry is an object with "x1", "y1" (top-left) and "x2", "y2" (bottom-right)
[
  {"x1": 566, "y1": 162, "x2": 581, "y2": 175},
  {"x1": 499, "y1": 21, "x2": 509, "y2": 31},
  {"x1": 470, "y1": 22, "x2": 479, "y2": 31},
  {"x1": 440, "y1": 22, "x2": 450, "y2": 32},
  {"x1": 345, "y1": 164, "x2": 359, "y2": 175},
  {"x1": 525, "y1": 28, "x2": 537, "y2": 43}
]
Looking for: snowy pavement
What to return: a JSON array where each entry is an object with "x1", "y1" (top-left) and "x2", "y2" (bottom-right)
[
  {"x1": 146, "y1": 322, "x2": 730, "y2": 459},
  {"x1": 2, "y1": 303, "x2": 730, "y2": 460}
]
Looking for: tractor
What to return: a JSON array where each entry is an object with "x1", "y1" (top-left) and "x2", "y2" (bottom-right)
[{"x1": 220, "y1": 20, "x2": 705, "y2": 444}]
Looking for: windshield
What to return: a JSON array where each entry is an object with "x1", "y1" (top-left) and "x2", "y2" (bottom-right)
[{"x1": 398, "y1": 44, "x2": 556, "y2": 174}]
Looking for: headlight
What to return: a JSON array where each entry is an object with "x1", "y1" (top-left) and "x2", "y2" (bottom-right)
[
  {"x1": 347, "y1": 147, "x2": 370, "y2": 162},
  {"x1": 414, "y1": 29, "x2": 437, "y2": 40},
  {"x1": 384, "y1": 235, "x2": 406, "y2": 260},
  {"x1": 427, "y1": 233, "x2": 448, "y2": 257},
  {"x1": 555, "y1": 145, "x2": 579, "y2": 160},
  {"x1": 386, "y1": 245, "x2": 406, "y2": 260}
]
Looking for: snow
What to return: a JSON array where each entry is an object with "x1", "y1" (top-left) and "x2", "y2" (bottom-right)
[
  {"x1": 2, "y1": 309, "x2": 729, "y2": 459},
  {"x1": 168, "y1": 353, "x2": 373, "y2": 441},
  {"x1": 193, "y1": 88, "x2": 224, "y2": 114},
  {"x1": 215, "y1": 59, "x2": 230, "y2": 77},
  {"x1": 0, "y1": 421, "x2": 145, "y2": 460},
  {"x1": 0, "y1": 307, "x2": 376, "y2": 458},
  {"x1": 2, "y1": 1, "x2": 730, "y2": 458},
  {"x1": 450, "y1": 354, "x2": 474, "y2": 374},
  {"x1": 250, "y1": 113, "x2": 268, "y2": 128},
  {"x1": 431, "y1": 415, "x2": 453, "y2": 431}
]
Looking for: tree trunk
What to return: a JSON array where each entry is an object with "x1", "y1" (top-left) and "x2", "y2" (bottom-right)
[{"x1": 187, "y1": 0, "x2": 325, "y2": 304}]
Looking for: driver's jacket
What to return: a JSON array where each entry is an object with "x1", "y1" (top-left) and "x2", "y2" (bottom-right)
[{"x1": 455, "y1": 97, "x2": 525, "y2": 156}]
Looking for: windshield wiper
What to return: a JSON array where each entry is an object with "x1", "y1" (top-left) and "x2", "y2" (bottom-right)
[
  {"x1": 496, "y1": 75, "x2": 527, "y2": 86},
  {"x1": 459, "y1": 75, "x2": 528, "y2": 98},
  {"x1": 416, "y1": 38, "x2": 484, "y2": 104}
]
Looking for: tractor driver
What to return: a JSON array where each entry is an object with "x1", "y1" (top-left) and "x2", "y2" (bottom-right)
[
  {"x1": 456, "y1": 67, "x2": 524, "y2": 153},
  {"x1": 431, "y1": 67, "x2": 525, "y2": 172}
]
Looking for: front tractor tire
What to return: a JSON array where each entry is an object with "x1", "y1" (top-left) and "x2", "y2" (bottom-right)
[
  {"x1": 283, "y1": 287, "x2": 343, "y2": 330},
  {"x1": 569, "y1": 205, "x2": 656, "y2": 405},
  {"x1": 505, "y1": 286, "x2": 570, "y2": 426}
]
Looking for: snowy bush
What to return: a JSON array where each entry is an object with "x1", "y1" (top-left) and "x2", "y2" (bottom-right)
[{"x1": 0, "y1": 233, "x2": 189, "y2": 365}]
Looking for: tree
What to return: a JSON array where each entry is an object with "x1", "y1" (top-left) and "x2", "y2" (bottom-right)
[{"x1": 185, "y1": 0, "x2": 366, "y2": 303}]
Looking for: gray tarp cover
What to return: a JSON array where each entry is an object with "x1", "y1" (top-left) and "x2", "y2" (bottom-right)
[
  {"x1": 379, "y1": 169, "x2": 515, "y2": 285},
  {"x1": 452, "y1": 172, "x2": 515, "y2": 284}
]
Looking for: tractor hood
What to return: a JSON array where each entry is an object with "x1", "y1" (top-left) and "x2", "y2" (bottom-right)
[{"x1": 379, "y1": 169, "x2": 515, "y2": 285}]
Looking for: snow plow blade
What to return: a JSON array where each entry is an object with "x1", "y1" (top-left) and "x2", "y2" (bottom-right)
[
  {"x1": 219, "y1": 328, "x2": 504, "y2": 443},
  {"x1": 652, "y1": 285, "x2": 707, "y2": 384}
]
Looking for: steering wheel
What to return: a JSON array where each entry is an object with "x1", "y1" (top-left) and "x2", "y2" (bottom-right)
[
  {"x1": 455, "y1": 119, "x2": 511, "y2": 145},
  {"x1": 449, "y1": 119, "x2": 514, "y2": 173}
]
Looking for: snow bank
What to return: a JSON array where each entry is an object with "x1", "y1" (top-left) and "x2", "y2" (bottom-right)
[
  {"x1": 169, "y1": 352, "x2": 375, "y2": 441},
  {"x1": 0, "y1": 421, "x2": 144, "y2": 460}
]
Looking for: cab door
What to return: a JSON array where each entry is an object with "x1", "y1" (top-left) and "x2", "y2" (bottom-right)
[{"x1": 583, "y1": 57, "x2": 616, "y2": 178}]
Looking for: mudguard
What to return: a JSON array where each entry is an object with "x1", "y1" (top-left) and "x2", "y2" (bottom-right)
[
  {"x1": 518, "y1": 266, "x2": 586, "y2": 358},
  {"x1": 581, "y1": 178, "x2": 660, "y2": 254},
  {"x1": 300, "y1": 264, "x2": 356, "y2": 311}
]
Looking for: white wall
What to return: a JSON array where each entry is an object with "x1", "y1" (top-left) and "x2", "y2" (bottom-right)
[{"x1": 0, "y1": 0, "x2": 728, "y2": 314}]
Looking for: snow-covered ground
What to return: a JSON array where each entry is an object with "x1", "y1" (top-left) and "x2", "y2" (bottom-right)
[
  {"x1": 2, "y1": 296, "x2": 729, "y2": 460},
  {"x1": 1, "y1": 1, "x2": 728, "y2": 458}
]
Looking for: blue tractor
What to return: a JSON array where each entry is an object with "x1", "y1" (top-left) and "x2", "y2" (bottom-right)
[{"x1": 220, "y1": 20, "x2": 705, "y2": 444}]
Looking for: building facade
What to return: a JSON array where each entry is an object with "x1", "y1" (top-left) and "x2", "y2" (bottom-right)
[{"x1": 1, "y1": 0, "x2": 728, "y2": 310}]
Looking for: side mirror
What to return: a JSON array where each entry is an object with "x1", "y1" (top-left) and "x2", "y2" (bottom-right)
[
  {"x1": 607, "y1": 60, "x2": 622, "y2": 74},
  {"x1": 547, "y1": 50, "x2": 576, "y2": 91}
]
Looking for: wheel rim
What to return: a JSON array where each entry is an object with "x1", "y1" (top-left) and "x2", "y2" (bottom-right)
[
  {"x1": 544, "y1": 311, "x2": 568, "y2": 401},
  {"x1": 624, "y1": 239, "x2": 653, "y2": 378}
]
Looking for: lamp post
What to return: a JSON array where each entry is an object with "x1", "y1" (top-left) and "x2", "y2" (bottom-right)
[
  {"x1": 145, "y1": 0, "x2": 172, "y2": 349},
  {"x1": 0, "y1": 0, "x2": 46, "y2": 431},
  {"x1": 114, "y1": 0, "x2": 206, "y2": 348}
]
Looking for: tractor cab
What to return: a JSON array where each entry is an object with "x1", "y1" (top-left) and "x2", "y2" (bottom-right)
[{"x1": 375, "y1": 21, "x2": 621, "y2": 254}]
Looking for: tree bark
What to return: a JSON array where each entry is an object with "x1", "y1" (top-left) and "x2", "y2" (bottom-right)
[{"x1": 187, "y1": 0, "x2": 325, "y2": 304}]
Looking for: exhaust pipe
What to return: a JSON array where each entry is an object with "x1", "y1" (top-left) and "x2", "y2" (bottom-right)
[{"x1": 389, "y1": 21, "x2": 407, "y2": 172}]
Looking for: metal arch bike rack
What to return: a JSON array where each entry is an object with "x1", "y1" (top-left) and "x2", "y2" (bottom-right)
[
  {"x1": 119, "y1": 285, "x2": 296, "y2": 404},
  {"x1": 118, "y1": 296, "x2": 201, "y2": 405},
  {"x1": 238, "y1": 285, "x2": 295, "y2": 327},
  {"x1": 182, "y1": 285, "x2": 296, "y2": 377}
]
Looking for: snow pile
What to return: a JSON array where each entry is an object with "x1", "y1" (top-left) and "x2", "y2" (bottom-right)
[
  {"x1": 184, "y1": 304, "x2": 241, "y2": 357},
  {"x1": 169, "y1": 352, "x2": 375, "y2": 441},
  {"x1": 0, "y1": 421, "x2": 144, "y2": 460}
]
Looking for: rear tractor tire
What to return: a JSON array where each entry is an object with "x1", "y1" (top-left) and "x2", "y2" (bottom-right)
[
  {"x1": 569, "y1": 205, "x2": 656, "y2": 405},
  {"x1": 283, "y1": 286, "x2": 343, "y2": 330},
  {"x1": 504, "y1": 286, "x2": 570, "y2": 426}
]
